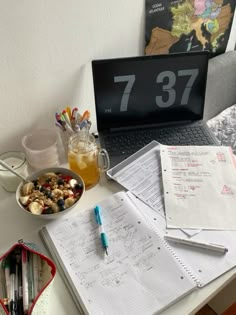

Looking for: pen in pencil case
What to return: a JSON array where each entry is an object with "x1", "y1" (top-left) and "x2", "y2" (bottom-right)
[
  {"x1": 0, "y1": 240, "x2": 57, "y2": 315},
  {"x1": 1, "y1": 257, "x2": 10, "y2": 312},
  {"x1": 0, "y1": 262, "x2": 8, "y2": 311},
  {"x1": 21, "y1": 248, "x2": 29, "y2": 315}
]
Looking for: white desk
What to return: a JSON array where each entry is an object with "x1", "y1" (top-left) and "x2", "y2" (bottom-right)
[{"x1": 0, "y1": 173, "x2": 235, "y2": 315}]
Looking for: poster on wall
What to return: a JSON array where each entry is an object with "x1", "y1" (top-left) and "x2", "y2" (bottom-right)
[{"x1": 145, "y1": 0, "x2": 236, "y2": 57}]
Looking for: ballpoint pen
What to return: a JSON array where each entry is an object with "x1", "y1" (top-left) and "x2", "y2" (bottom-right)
[
  {"x1": 164, "y1": 235, "x2": 228, "y2": 254},
  {"x1": 9, "y1": 273, "x2": 17, "y2": 315},
  {"x1": 3, "y1": 258, "x2": 11, "y2": 309},
  {"x1": 21, "y1": 248, "x2": 29, "y2": 315},
  {"x1": 94, "y1": 205, "x2": 109, "y2": 255},
  {"x1": 0, "y1": 261, "x2": 8, "y2": 312},
  {"x1": 7, "y1": 256, "x2": 18, "y2": 315},
  {"x1": 17, "y1": 260, "x2": 23, "y2": 315}
]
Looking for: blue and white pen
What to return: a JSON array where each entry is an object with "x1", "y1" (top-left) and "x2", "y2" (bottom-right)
[{"x1": 94, "y1": 205, "x2": 109, "y2": 255}]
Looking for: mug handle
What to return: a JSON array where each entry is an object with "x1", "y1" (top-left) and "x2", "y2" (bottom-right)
[{"x1": 98, "y1": 149, "x2": 110, "y2": 171}]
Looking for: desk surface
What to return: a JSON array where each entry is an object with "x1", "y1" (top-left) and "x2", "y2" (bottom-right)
[{"x1": 0, "y1": 172, "x2": 235, "y2": 315}]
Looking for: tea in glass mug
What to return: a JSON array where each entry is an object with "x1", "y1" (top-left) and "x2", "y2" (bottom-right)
[{"x1": 68, "y1": 133, "x2": 110, "y2": 190}]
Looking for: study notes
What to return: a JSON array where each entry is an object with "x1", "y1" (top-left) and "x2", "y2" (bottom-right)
[
  {"x1": 40, "y1": 191, "x2": 196, "y2": 315},
  {"x1": 160, "y1": 145, "x2": 236, "y2": 230},
  {"x1": 128, "y1": 191, "x2": 236, "y2": 288}
]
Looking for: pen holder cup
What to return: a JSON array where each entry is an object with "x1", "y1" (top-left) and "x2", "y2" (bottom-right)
[
  {"x1": 57, "y1": 119, "x2": 92, "y2": 157},
  {"x1": 0, "y1": 240, "x2": 56, "y2": 315},
  {"x1": 58, "y1": 129, "x2": 76, "y2": 156}
]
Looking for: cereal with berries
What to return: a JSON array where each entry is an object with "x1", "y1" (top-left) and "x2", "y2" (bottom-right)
[{"x1": 19, "y1": 172, "x2": 84, "y2": 215}]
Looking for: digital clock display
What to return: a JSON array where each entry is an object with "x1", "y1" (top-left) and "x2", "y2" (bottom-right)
[{"x1": 92, "y1": 52, "x2": 208, "y2": 131}]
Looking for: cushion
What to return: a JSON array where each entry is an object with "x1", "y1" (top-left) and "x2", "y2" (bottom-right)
[{"x1": 207, "y1": 104, "x2": 236, "y2": 154}]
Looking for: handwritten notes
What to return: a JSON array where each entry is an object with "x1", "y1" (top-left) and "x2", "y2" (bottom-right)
[
  {"x1": 42, "y1": 191, "x2": 196, "y2": 315},
  {"x1": 128, "y1": 191, "x2": 236, "y2": 287},
  {"x1": 161, "y1": 145, "x2": 236, "y2": 230}
]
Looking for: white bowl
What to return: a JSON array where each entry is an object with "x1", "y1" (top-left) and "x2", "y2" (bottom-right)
[{"x1": 16, "y1": 167, "x2": 85, "y2": 219}]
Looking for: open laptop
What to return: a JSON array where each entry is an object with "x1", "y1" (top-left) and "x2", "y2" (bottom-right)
[{"x1": 92, "y1": 51, "x2": 219, "y2": 167}]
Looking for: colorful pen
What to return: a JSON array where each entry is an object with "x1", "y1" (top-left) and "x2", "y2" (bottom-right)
[
  {"x1": 62, "y1": 110, "x2": 71, "y2": 126},
  {"x1": 94, "y1": 206, "x2": 109, "y2": 255},
  {"x1": 66, "y1": 106, "x2": 72, "y2": 120},
  {"x1": 71, "y1": 107, "x2": 78, "y2": 120},
  {"x1": 80, "y1": 110, "x2": 90, "y2": 122}
]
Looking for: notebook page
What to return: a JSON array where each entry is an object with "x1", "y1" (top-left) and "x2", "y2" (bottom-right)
[
  {"x1": 41, "y1": 191, "x2": 196, "y2": 315},
  {"x1": 161, "y1": 145, "x2": 236, "y2": 230},
  {"x1": 127, "y1": 192, "x2": 236, "y2": 287}
]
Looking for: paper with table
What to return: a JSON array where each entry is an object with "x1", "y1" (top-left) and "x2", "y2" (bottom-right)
[
  {"x1": 107, "y1": 141, "x2": 163, "y2": 211},
  {"x1": 160, "y1": 145, "x2": 236, "y2": 230},
  {"x1": 40, "y1": 191, "x2": 197, "y2": 315}
]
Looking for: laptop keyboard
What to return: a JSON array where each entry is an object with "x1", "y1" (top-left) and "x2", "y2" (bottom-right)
[{"x1": 103, "y1": 125, "x2": 213, "y2": 156}]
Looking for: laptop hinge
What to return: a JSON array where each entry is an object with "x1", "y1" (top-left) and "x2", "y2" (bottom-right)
[{"x1": 107, "y1": 120, "x2": 196, "y2": 132}]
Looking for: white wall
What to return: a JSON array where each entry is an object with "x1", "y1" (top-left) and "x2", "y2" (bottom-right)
[
  {"x1": 0, "y1": 1, "x2": 235, "y2": 154},
  {"x1": 0, "y1": 0, "x2": 145, "y2": 152}
]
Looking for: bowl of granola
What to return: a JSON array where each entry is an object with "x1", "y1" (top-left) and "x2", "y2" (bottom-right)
[{"x1": 16, "y1": 167, "x2": 85, "y2": 219}]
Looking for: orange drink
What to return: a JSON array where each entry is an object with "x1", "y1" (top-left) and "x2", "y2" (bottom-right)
[{"x1": 68, "y1": 133, "x2": 109, "y2": 190}]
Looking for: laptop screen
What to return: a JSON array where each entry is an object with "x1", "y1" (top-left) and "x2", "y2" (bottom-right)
[{"x1": 92, "y1": 52, "x2": 209, "y2": 132}]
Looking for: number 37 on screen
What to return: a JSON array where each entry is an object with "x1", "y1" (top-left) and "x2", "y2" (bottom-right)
[{"x1": 114, "y1": 68, "x2": 199, "y2": 111}]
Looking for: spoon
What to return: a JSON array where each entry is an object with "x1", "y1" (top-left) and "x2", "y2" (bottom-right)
[{"x1": 0, "y1": 160, "x2": 27, "y2": 182}]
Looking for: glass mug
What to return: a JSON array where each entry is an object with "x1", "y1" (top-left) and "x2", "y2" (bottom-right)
[{"x1": 68, "y1": 133, "x2": 110, "y2": 190}]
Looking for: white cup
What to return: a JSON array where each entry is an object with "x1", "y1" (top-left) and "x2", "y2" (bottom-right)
[{"x1": 21, "y1": 128, "x2": 59, "y2": 171}]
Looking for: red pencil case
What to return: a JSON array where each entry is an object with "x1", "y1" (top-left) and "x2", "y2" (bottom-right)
[{"x1": 0, "y1": 240, "x2": 56, "y2": 315}]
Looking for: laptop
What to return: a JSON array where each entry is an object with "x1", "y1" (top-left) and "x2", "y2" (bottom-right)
[{"x1": 92, "y1": 51, "x2": 219, "y2": 167}]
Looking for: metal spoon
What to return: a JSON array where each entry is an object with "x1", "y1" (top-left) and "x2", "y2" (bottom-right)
[{"x1": 0, "y1": 160, "x2": 27, "y2": 182}]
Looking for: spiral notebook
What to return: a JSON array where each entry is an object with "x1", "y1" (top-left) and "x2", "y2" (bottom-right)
[
  {"x1": 127, "y1": 191, "x2": 236, "y2": 288},
  {"x1": 39, "y1": 191, "x2": 197, "y2": 315}
]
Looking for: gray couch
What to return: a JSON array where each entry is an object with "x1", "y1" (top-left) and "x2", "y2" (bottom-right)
[{"x1": 204, "y1": 50, "x2": 236, "y2": 121}]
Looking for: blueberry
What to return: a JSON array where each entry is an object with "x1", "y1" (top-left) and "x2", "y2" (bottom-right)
[
  {"x1": 75, "y1": 183, "x2": 83, "y2": 190},
  {"x1": 57, "y1": 179, "x2": 64, "y2": 185},
  {"x1": 45, "y1": 207, "x2": 53, "y2": 214},
  {"x1": 57, "y1": 199, "x2": 65, "y2": 206},
  {"x1": 32, "y1": 180, "x2": 38, "y2": 186},
  {"x1": 45, "y1": 190, "x2": 52, "y2": 198},
  {"x1": 59, "y1": 205, "x2": 66, "y2": 212}
]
